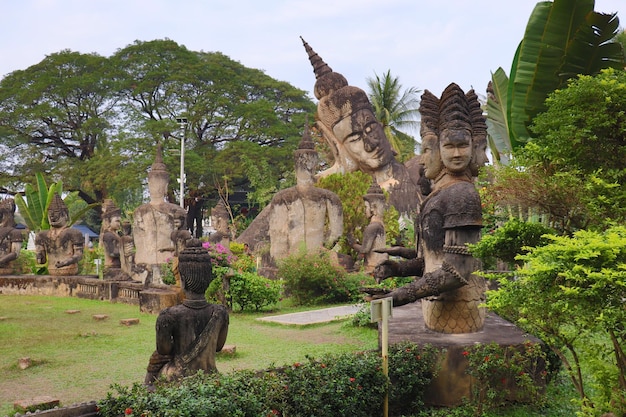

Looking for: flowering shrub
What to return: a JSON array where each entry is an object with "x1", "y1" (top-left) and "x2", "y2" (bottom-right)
[
  {"x1": 98, "y1": 344, "x2": 438, "y2": 417},
  {"x1": 465, "y1": 341, "x2": 548, "y2": 414},
  {"x1": 159, "y1": 258, "x2": 176, "y2": 285}
]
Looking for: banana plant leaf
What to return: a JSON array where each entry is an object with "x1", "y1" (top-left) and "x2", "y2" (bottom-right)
[
  {"x1": 485, "y1": 67, "x2": 512, "y2": 163},
  {"x1": 507, "y1": 0, "x2": 624, "y2": 147}
]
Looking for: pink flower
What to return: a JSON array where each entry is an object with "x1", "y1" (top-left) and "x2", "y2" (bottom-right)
[{"x1": 349, "y1": 377, "x2": 356, "y2": 383}]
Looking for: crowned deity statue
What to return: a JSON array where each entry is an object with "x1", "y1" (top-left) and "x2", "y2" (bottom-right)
[
  {"x1": 371, "y1": 83, "x2": 489, "y2": 334},
  {"x1": 0, "y1": 198, "x2": 23, "y2": 274},
  {"x1": 348, "y1": 180, "x2": 388, "y2": 279},
  {"x1": 35, "y1": 194, "x2": 85, "y2": 276}
]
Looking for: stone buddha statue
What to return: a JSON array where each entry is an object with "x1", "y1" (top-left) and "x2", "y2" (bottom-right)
[
  {"x1": 371, "y1": 84, "x2": 488, "y2": 334},
  {"x1": 301, "y1": 37, "x2": 420, "y2": 217},
  {"x1": 0, "y1": 198, "x2": 23, "y2": 274},
  {"x1": 144, "y1": 239, "x2": 229, "y2": 387},
  {"x1": 349, "y1": 180, "x2": 388, "y2": 278},
  {"x1": 267, "y1": 122, "x2": 343, "y2": 265},
  {"x1": 35, "y1": 193, "x2": 85, "y2": 276},
  {"x1": 132, "y1": 145, "x2": 187, "y2": 284},
  {"x1": 206, "y1": 200, "x2": 230, "y2": 250}
]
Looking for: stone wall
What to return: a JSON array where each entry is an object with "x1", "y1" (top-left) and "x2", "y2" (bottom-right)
[{"x1": 0, "y1": 275, "x2": 178, "y2": 314}]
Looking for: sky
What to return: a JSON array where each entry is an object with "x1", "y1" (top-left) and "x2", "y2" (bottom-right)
[{"x1": 2, "y1": 0, "x2": 625, "y2": 102}]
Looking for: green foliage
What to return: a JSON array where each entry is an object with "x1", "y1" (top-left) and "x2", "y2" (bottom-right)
[
  {"x1": 277, "y1": 250, "x2": 370, "y2": 305},
  {"x1": 486, "y1": 226, "x2": 626, "y2": 415},
  {"x1": 79, "y1": 246, "x2": 104, "y2": 276},
  {"x1": 387, "y1": 342, "x2": 440, "y2": 415},
  {"x1": 366, "y1": 70, "x2": 420, "y2": 162},
  {"x1": 228, "y1": 271, "x2": 283, "y2": 312},
  {"x1": 318, "y1": 171, "x2": 400, "y2": 257},
  {"x1": 159, "y1": 259, "x2": 176, "y2": 285},
  {"x1": 14, "y1": 172, "x2": 97, "y2": 232},
  {"x1": 98, "y1": 344, "x2": 440, "y2": 417},
  {"x1": 486, "y1": 0, "x2": 625, "y2": 159},
  {"x1": 464, "y1": 342, "x2": 549, "y2": 414},
  {"x1": 469, "y1": 218, "x2": 556, "y2": 270},
  {"x1": 317, "y1": 171, "x2": 371, "y2": 254}
]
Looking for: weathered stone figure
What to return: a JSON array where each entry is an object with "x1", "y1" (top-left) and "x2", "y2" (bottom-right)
[
  {"x1": 100, "y1": 199, "x2": 129, "y2": 279},
  {"x1": 301, "y1": 37, "x2": 420, "y2": 216},
  {"x1": 206, "y1": 200, "x2": 230, "y2": 250},
  {"x1": 144, "y1": 239, "x2": 229, "y2": 386},
  {"x1": 35, "y1": 193, "x2": 84, "y2": 276},
  {"x1": 349, "y1": 181, "x2": 388, "y2": 278},
  {"x1": 0, "y1": 198, "x2": 23, "y2": 274},
  {"x1": 372, "y1": 84, "x2": 487, "y2": 333},
  {"x1": 119, "y1": 220, "x2": 135, "y2": 278},
  {"x1": 267, "y1": 122, "x2": 343, "y2": 264},
  {"x1": 132, "y1": 145, "x2": 187, "y2": 284}
]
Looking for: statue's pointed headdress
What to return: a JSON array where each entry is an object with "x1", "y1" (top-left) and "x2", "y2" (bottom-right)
[{"x1": 301, "y1": 36, "x2": 348, "y2": 100}]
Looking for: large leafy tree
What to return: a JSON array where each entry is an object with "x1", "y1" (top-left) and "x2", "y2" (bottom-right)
[
  {"x1": 0, "y1": 50, "x2": 122, "y2": 204},
  {"x1": 366, "y1": 70, "x2": 420, "y2": 162},
  {"x1": 0, "y1": 40, "x2": 316, "y2": 220},
  {"x1": 111, "y1": 39, "x2": 315, "y2": 203},
  {"x1": 486, "y1": 0, "x2": 625, "y2": 161}
]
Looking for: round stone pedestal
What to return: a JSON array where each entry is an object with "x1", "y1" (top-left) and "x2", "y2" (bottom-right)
[{"x1": 422, "y1": 275, "x2": 487, "y2": 333}]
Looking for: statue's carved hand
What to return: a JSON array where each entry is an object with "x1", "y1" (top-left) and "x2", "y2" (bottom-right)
[
  {"x1": 374, "y1": 246, "x2": 417, "y2": 259},
  {"x1": 373, "y1": 260, "x2": 398, "y2": 281}
]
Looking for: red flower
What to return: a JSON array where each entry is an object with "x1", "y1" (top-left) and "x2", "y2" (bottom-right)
[
  {"x1": 462, "y1": 351, "x2": 469, "y2": 357},
  {"x1": 293, "y1": 362, "x2": 301, "y2": 368},
  {"x1": 349, "y1": 377, "x2": 356, "y2": 382},
  {"x1": 320, "y1": 363, "x2": 327, "y2": 368},
  {"x1": 484, "y1": 356, "x2": 490, "y2": 362},
  {"x1": 125, "y1": 408, "x2": 133, "y2": 415}
]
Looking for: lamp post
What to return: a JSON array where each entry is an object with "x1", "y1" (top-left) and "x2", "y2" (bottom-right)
[{"x1": 176, "y1": 117, "x2": 188, "y2": 208}]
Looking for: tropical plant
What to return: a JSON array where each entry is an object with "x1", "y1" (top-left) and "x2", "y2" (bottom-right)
[
  {"x1": 14, "y1": 172, "x2": 94, "y2": 232},
  {"x1": 366, "y1": 70, "x2": 420, "y2": 162},
  {"x1": 486, "y1": 0, "x2": 625, "y2": 161}
]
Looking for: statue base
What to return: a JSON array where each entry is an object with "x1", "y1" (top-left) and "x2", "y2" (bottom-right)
[{"x1": 380, "y1": 301, "x2": 545, "y2": 407}]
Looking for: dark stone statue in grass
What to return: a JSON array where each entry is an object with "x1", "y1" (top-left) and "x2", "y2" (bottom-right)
[
  {"x1": 370, "y1": 84, "x2": 488, "y2": 333},
  {"x1": 145, "y1": 239, "x2": 229, "y2": 386},
  {"x1": 35, "y1": 193, "x2": 84, "y2": 276},
  {"x1": 0, "y1": 198, "x2": 23, "y2": 274}
]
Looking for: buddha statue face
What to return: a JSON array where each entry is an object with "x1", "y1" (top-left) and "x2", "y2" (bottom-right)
[
  {"x1": 439, "y1": 128, "x2": 473, "y2": 174},
  {"x1": 48, "y1": 207, "x2": 69, "y2": 228},
  {"x1": 148, "y1": 172, "x2": 168, "y2": 203},
  {"x1": 332, "y1": 108, "x2": 394, "y2": 173},
  {"x1": 109, "y1": 215, "x2": 121, "y2": 232},
  {"x1": 421, "y1": 133, "x2": 443, "y2": 179}
]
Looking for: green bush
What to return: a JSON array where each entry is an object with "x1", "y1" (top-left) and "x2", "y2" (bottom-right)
[
  {"x1": 228, "y1": 271, "x2": 283, "y2": 312},
  {"x1": 98, "y1": 344, "x2": 439, "y2": 417},
  {"x1": 277, "y1": 250, "x2": 369, "y2": 305},
  {"x1": 388, "y1": 342, "x2": 440, "y2": 416},
  {"x1": 469, "y1": 218, "x2": 555, "y2": 270}
]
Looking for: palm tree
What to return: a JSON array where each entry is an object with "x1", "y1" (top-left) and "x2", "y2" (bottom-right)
[{"x1": 366, "y1": 70, "x2": 421, "y2": 162}]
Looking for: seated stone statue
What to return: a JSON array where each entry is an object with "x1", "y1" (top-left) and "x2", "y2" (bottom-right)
[
  {"x1": 100, "y1": 199, "x2": 128, "y2": 280},
  {"x1": 206, "y1": 200, "x2": 230, "y2": 250},
  {"x1": 370, "y1": 84, "x2": 488, "y2": 334},
  {"x1": 133, "y1": 145, "x2": 188, "y2": 284},
  {"x1": 267, "y1": 123, "x2": 343, "y2": 264},
  {"x1": 144, "y1": 239, "x2": 229, "y2": 386},
  {"x1": 301, "y1": 37, "x2": 420, "y2": 217},
  {"x1": 348, "y1": 181, "x2": 388, "y2": 279},
  {"x1": 0, "y1": 198, "x2": 23, "y2": 274},
  {"x1": 35, "y1": 193, "x2": 84, "y2": 276}
]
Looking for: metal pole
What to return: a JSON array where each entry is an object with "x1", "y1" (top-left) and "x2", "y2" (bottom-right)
[
  {"x1": 176, "y1": 118, "x2": 188, "y2": 208},
  {"x1": 179, "y1": 132, "x2": 185, "y2": 208}
]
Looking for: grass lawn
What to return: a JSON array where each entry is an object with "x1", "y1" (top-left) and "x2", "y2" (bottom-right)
[{"x1": 0, "y1": 295, "x2": 376, "y2": 415}]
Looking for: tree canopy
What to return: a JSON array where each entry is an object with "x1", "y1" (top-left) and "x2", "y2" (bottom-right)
[{"x1": 0, "y1": 39, "x2": 316, "y2": 220}]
